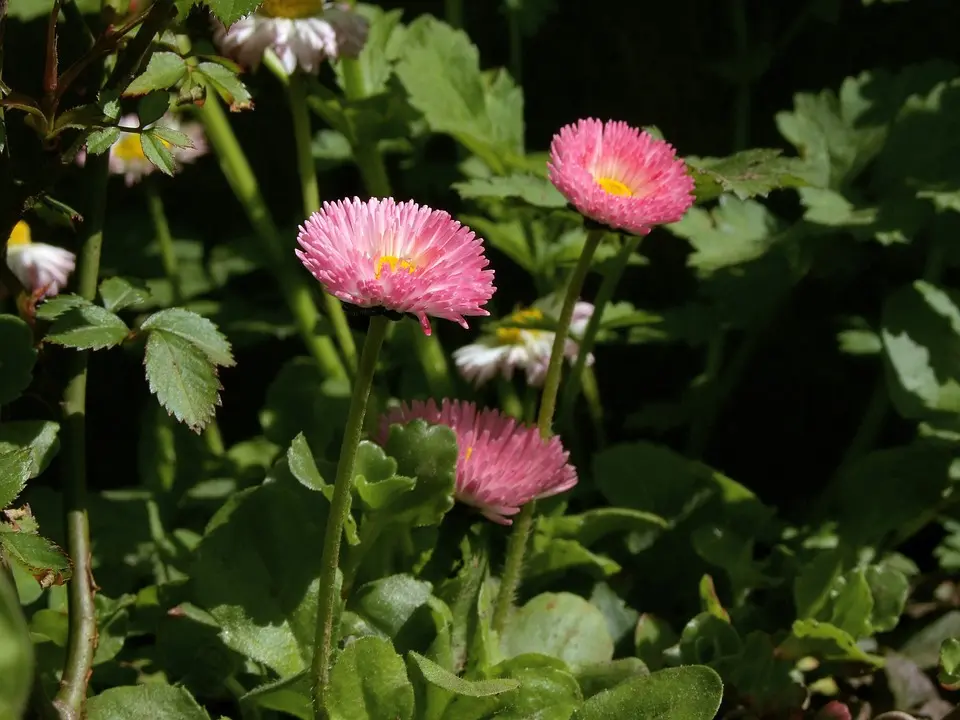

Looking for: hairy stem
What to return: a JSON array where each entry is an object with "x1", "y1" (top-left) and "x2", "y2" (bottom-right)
[
  {"x1": 288, "y1": 70, "x2": 358, "y2": 376},
  {"x1": 53, "y1": 153, "x2": 108, "y2": 719},
  {"x1": 196, "y1": 93, "x2": 347, "y2": 381},
  {"x1": 491, "y1": 228, "x2": 603, "y2": 633},
  {"x1": 312, "y1": 315, "x2": 389, "y2": 716}
]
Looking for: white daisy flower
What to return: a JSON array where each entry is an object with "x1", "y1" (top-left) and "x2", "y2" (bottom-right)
[
  {"x1": 213, "y1": 0, "x2": 369, "y2": 75},
  {"x1": 6, "y1": 221, "x2": 75, "y2": 298},
  {"x1": 77, "y1": 112, "x2": 208, "y2": 187},
  {"x1": 453, "y1": 302, "x2": 596, "y2": 388}
]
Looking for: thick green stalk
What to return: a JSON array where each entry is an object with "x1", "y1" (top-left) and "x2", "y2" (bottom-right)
[
  {"x1": 338, "y1": 57, "x2": 455, "y2": 397},
  {"x1": 491, "y1": 228, "x2": 603, "y2": 633},
  {"x1": 288, "y1": 70, "x2": 358, "y2": 375},
  {"x1": 559, "y1": 233, "x2": 641, "y2": 426},
  {"x1": 196, "y1": 93, "x2": 347, "y2": 382},
  {"x1": 312, "y1": 315, "x2": 389, "y2": 716},
  {"x1": 53, "y1": 153, "x2": 108, "y2": 719}
]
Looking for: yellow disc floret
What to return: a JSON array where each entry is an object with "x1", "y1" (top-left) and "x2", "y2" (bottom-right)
[
  {"x1": 7, "y1": 220, "x2": 32, "y2": 247},
  {"x1": 260, "y1": 0, "x2": 324, "y2": 18},
  {"x1": 496, "y1": 307, "x2": 544, "y2": 345},
  {"x1": 374, "y1": 255, "x2": 416, "y2": 280},
  {"x1": 596, "y1": 177, "x2": 634, "y2": 197}
]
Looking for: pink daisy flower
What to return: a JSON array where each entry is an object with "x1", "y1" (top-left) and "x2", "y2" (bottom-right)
[
  {"x1": 296, "y1": 197, "x2": 495, "y2": 336},
  {"x1": 376, "y1": 399, "x2": 578, "y2": 524},
  {"x1": 548, "y1": 118, "x2": 695, "y2": 236}
]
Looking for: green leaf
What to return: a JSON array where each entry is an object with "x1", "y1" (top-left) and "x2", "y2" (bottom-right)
[
  {"x1": 46, "y1": 304, "x2": 129, "y2": 350},
  {"x1": 353, "y1": 441, "x2": 415, "y2": 511},
  {"x1": 192, "y1": 480, "x2": 326, "y2": 677},
  {"x1": 939, "y1": 638, "x2": 960, "y2": 690},
  {"x1": 243, "y1": 673, "x2": 312, "y2": 720},
  {"x1": 882, "y1": 281, "x2": 960, "y2": 423},
  {"x1": 144, "y1": 329, "x2": 222, "y2": 432},
  {"x1": 686, "y1": 149, "x2": 807, "y2": 202},
  {"x1": 0, "y1": 449, "x2": 32, "y2": 509},
  {"x1": 84, "y1": 127, "x2": 121, "y2": 155},
  {"x1": 137, "y1": 91, "x2": 171, "y2": 126},
  {"x1": 794, "y1": 549, "x2": 843, "y2": 620},
  {"x1": 0, "y1": 529, "x2": 71, "y2": 581},
  {"x1": 678, "y1": 612, "x2": 741, "y2": 665},
  {"x1": 453, "y1": 174, "x2": 567, "y2": 208},
  {"x1": 150, "y1": 124, "x2": 192, "y2": 149},
  {"x1": 396, "y1": 16, "x2": 523, "y2": 169},
  {"x1": 0, "y1": 566, "x2": 31, "y2": 720},
  {"x1": 124, "y1": 52, "x2": 188, "y2": 96},
  {"x1": 287, "y1": 432, "x2": 329, "y2": 492},
  {"x1": 575, "y1": 658, "x2": 649, "y2": 699},
  {"x1": 335, "y1": 6, "x2": 405, "y2": 96},
  {"x1": 0, "y1": 315, "x2": 37, "y2": 405},
  {"x1": 87, "y1": 684, "x2": 211, "y2": 719},
  {"x1": 827, "y1": 568, "x2": 874, "y2": 639},
  {"x1": 195, "y1": 62, "x2": 253, "y2": 111},
  {"x1": 409, "y1": 650, "x2": 519, "y2": 696},
  {"x1": 141, "y1": 129, "x2": 176, "y2": 175},
  {"x1": 544, "y1": 507, "x2": 667, "y2": 546},
  {"x1": 382, "y1": 420, "x2": 458, "y2": 526},
  {"x1": 141, "y1": 308, "x2": 235, "y2": 367},
  {"x1": 668, "y1": 196, "x2": 783, "y2": 275},
  {"x1": 572, "y1": 665, "x2": 723, "y2": 720},
  {"x1": 865, "y1": 563, "x2": 910, "y2": 633},
  {"x1": 99, "y1": 276, "x2": 151, "y2": 313},
  {"x1": 634, "y1": 614, "x2": 678, "y2": 671},
  {"x1": 35, "y1": 294, "x2": 88, "y2": 321},
  {"x1": 784, "y1": 619, "x2": 883, "y2": 665},
  {"x1": 327, "y1": 637, "x2": 414, "y2": 720},
  {"x1": 350, "y1": 574, "x2": 434, "y2": 640},
  {"x1": 0, "y1": 422, "x2": 59, "y2": 479},
  {"x1": 502, "y1": 592, "x2": 614, "y2": 669}
]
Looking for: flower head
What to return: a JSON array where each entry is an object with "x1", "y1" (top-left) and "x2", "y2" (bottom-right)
[
  {"x1": 77, "y1": 112, "x2": 208, "y2": 187},
  {"x1": 548, "y1": 118, "x2": 695, "y2": 236},
  {"x1": 377, "y1": 399, "x2": 577, "y2": 524},
  {"x1": 6, "y1": 221, "x2": 75, "y2": 298},
  {"x1": 453, "y1": 302, "x2": 595, "y2": 388},
  {"x1": 213, "y1": 1, "x2": 369, "y2": 75},
  {"x1": 296, "y1": 197, "x2": 495, "y2": 335}
]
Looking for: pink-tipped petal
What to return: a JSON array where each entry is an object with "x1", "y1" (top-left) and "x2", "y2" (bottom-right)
[
  {"x1": 376, "y1": 399, "x2": 578, "y2": 523},
  {"x1": 548, "y1": 118, "x2": 695, "y2": 235},
  {"x1": 296, "y1": 197, "x2": 495, "y2": 334}
]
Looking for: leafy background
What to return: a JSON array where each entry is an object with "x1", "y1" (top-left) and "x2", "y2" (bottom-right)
[{"x1": 4, "y1": 0, "x2": 960, "y2": 718}]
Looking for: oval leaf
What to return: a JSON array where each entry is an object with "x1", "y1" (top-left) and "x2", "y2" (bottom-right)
[
  {"x1": 572, "y1": 665, "x2": 723, "y2": 720},
  {"x1": 0, "y1": 315, "x2": 37, "y2": 405},
  {"x1": 327, "y1": 636, "x2": 415, "y2": 720}
]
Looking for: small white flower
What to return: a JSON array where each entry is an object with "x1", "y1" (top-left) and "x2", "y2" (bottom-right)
[
  {"x1": 213, "y1": 1, "x2": 369, "y2": 75},
  {"x1": 453, "y1": 302, "x2": 596, "y2": 388},
  {"x1": 6, "y1": 221, "x2": 75, "y2": 298},
  {"x1": 77, "y1": 112, "x2": 208, "y2": 187}
]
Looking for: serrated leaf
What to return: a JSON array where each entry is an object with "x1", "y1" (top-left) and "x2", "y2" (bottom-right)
[
  {"x1": 0, "y1": 315, "x2": 37, "y2": 406},
  {"x1": 144, "y1": 329, "x2": 221, "y2": 432},
  {"x1": 137, "y1": 91, "x2": 171, "y2": 126},
  {"x1": 84, "y1": 127, "x2": 121, "y2": 154},
  {"x1": 327, "y1": 637, "x2": 414, "y2": 720},
  {"x1": 35, "y1": 294, "x2": 88, "y2": 321},
  {"x1": 0, "y1": 449, "x2": 32, "y2": 509},
  {"x1": 124, "y1": 52, "x2": 188, "y2": 96},
  {"x1": 141, "y1": 130, "x2": 176, "y2": 175},
  {"x1": 140, "y1": 308, "x2": 235, "y2": 367},
  {"x1": 99, "y1": 276, "x2": 151, "y2": 312},
  {"x1": 46, "y1": 304, "x2": 130, "y2": 350},
  {"x1": 195, "y1": 62, "x2": 253, "y2": 110},
  {"x1": 453, "y1": 174, "x2": 567, "y2": 208},
  {"x1": 0, "y1": 530, "x2": 71, "y2": 580},
  {"x1": 0, "y1": 421, "x2": 60, "y2": 479},
  {"x1": 687, "y1": 149, "x2": 807, "y2": 202}
]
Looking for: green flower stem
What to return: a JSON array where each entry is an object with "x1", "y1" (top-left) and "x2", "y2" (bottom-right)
[
  {"x1": 312, "y1": 314, "x2": 390, "y2": 716},
  {"x1": 53, "y1": 153, "x2": 108, "y2": 718},
  {"x1": 559, "y1": 233, "x2": 641, "y2": 428},
  {"x1": 196, "y1": 93, "x2": 347, "y2": 382},
  {"x1": 444, "y1": 0, "x2": 463, "y2": 28},
  {"x1": 145, "y1": 180, "x2": 226, "y2": 457},
  {"x1": 337, "y1": 56, "x2": 455, "y2": 398},
  {"x1": 288, "y1": 70, "x2": 358, "y2": 375},
  {"x1": 491, "y1": 227, "x2": 604, "y2": 634}
]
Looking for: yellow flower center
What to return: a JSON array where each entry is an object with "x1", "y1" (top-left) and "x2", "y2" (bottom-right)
[
  {"x1": 495, "y1": 308, "x2": 544, "y2": 345},
  {"x1": 596, "y1": 177, "x2": 634, "y2": 197},
  {"x1": 465, "y1": 446, "x2": 474, "y2": 461},
  {"x1": 374, "y1": 255, "x2": 416, "y2": 280},
  {"x1": 260, "y1": 0, "x2": 324, "y2": 18},
  {"x1": 7, "y1": 220, "x2": 32, "y2": 247}
]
